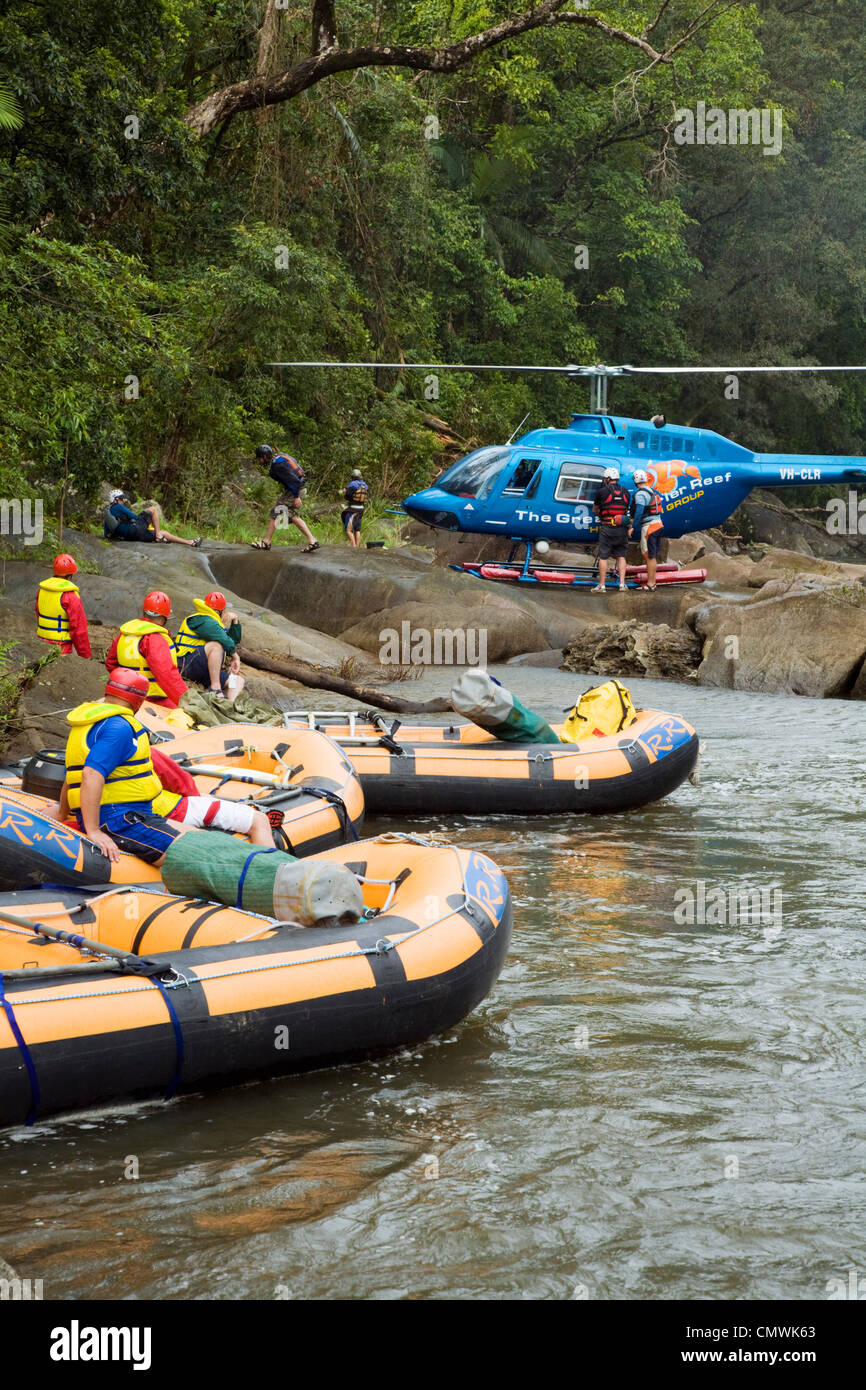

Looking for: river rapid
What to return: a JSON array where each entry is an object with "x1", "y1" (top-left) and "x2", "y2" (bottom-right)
[{"x1": 1, "y1": 668, "x2": 864, "y2": 1301}]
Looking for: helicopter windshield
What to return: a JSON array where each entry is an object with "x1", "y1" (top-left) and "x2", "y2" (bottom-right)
[{"x1": 438, "y1": 446, "x2": 511, "y2": 498}]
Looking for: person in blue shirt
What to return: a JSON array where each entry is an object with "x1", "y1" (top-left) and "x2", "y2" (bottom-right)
[{"x1": 104, "y1": 490, "x2": 202, "y2": 547}]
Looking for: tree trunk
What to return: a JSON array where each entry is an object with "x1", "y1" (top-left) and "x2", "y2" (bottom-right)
[{"x1": 238, "y1": 646, "x2": 450, "y2": 713}]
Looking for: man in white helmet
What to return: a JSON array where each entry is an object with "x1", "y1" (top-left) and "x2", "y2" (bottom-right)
[
  {"x1": 628, "y1": 469, "x2": 665, "y2": 590},
  {"x1": 591, "y1": 466, "x2": 631, "y2": 592}
]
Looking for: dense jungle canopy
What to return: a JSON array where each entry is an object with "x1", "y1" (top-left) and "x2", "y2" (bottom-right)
[{"x1": 2, "y1": 1, "x2": 865, "y2": 526}]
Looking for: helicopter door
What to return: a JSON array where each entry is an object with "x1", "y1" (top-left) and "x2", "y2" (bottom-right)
[
  {"x1": 553, "y1": 461, "x2": 607, "y2": 532},
  {"x1": 481, "y1": 457, "x2": 544, "y2": 530}
]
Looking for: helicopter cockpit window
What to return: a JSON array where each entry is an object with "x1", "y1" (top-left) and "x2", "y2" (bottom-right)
[
  {"x1": 503, "y1": 458, "x2": 543, "y2": 495},
  {"x1": 554, "y1": 462, "x2": 604, "y2": 505},
  {"x1": 438, "y1": 446, "x2": 511, "y2": 499}
]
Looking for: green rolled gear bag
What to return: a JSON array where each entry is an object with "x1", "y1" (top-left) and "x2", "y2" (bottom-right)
[
  {"x1": 450, "y1": 669, "x2": 559, "y2": 744},
  {"x1": 161, "y1": 830, "x2": 364, "y2": 926}
]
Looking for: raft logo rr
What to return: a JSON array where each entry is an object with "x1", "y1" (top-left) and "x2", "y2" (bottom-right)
[
  {"x1": 673, "y1": 880, "x2": 782, "y2": 937},
  {"x1": 378, "y1": 621, "x2": 487, "y2": 667}
]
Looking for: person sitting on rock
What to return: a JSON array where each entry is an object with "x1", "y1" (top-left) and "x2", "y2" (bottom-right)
[
  {"x1": 59, "y1": 668, "x2": 188, "y2": 866},
  {"x1": 104, "y1": 489, "x2": 202, "y2": 547},
  {"x1": 35, "y1": 554, "x2": 92, "y2": 658},
  {"x1": 591, "y1": 467, "x2": 631, "y2": 593},
  {"x1": 105, "y1": 590, "x2": 188, "y2": 709},
  {"x1": 341, "y1": 469, "x2": 369, "y2": 549},
  {"x1": 175, "y1": 590, "x2": 245, "y2": 702},
  {"x1": 251, "y1": 445, "x2": 319, "y2": 553},
  {"x1": 628, "y1": 469, "x2": 665, "y2": 591}
]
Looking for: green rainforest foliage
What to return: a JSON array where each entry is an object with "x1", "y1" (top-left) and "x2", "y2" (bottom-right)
[{"x1": 1, "y1": 1, "x2": 865, "y2": 529}]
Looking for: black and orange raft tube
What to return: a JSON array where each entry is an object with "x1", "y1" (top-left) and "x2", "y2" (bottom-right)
[
  {"x1": 0, "y1": 837, "x2": 511, "y2": 1126},
  {"x1": 0, "y1": 722, "x2": 364, "y2": 888},
  {"x1": 281, "y1": 709, "x2": 700, "y2": 816}
]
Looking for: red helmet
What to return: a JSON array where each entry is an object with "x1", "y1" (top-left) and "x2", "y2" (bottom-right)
[
  {"x1": 105, "y1": 667, "x2": 150, "y2": 710},
  {"x1": 53, "y1": 554, "x2": 78, "y2": 577},
  {"x1": 143, "y1": 590, "x2": 171, "y2": 620},
  {"x1": 205, "y1": 590, "x2": 226, "y2": 612}
]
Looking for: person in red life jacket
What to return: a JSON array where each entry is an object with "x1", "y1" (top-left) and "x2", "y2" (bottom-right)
[
  {"x1": 105, "y1": 591, "x2": 188, "y2": 709},
  {"x1": 174, "y1": 591, "x2": 245, "y2": 702},
  {"x1": 250, "y1": 444, "x2": 319, "y2": 553},
  {"x1": 628, "y1": 469, "x2": 665, "y2": 591},
  {"x1": 591, "y1": 467, "x2": 631, "y2": 592},
  {"x1": 57, "y1": 668, "x2": 187, "y2": 866},
  {"x1": 35, "y1": 554, "x2": 92, "y2": 658},
  {"x1": 149, "y1": 747, "x2": 274, "y2": 846}
]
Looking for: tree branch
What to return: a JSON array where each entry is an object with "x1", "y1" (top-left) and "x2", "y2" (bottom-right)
[{"x1": 183, "y1": 0, "x2": 666, "y2": 138}]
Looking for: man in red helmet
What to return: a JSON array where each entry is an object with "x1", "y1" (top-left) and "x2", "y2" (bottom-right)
[
  {"x1": 59, "y1": 669, "x2": 185, "y2": 865},
  {"x1": 175, "y1": 591, "x2": 245, "y2": 701},
  {"x1": 105, "y1": 591, "x2": 188, "y2": 708},
  {"x1": 35, "y1": 554, "x2": 92, "y2": 658}
]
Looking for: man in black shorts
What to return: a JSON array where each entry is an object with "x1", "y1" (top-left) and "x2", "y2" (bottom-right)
[
  {"x1": 591, "y1": 467, "x2": 630, "y2": 592},
  {"x1": 103, "y1": 490, "x2": 201, "y2": 547}
]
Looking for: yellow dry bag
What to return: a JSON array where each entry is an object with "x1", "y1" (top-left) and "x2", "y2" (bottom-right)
[{"x1": 560, "y1": 679, "x2": 637, "y2": 744}]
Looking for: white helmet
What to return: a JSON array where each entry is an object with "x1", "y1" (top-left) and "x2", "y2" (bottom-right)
[
  {"x1": 603, "y1": 467, "x2": 620, "y2": 480},
  {"x1": 109, "y1": 488, "x2": 126, "y2": 502},
  {"x1": 632, "y1": 469, "x2": 648, "y2": 484}
]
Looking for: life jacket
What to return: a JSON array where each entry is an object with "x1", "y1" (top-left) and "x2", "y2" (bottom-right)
[
  {"x1": 175, "y1": 599, "x2": 224, "y2": 658},
  {"x1": 560, "y1": 680, "x2": 637, "y2": 744},
  {"x1": 115, "y1": 619, "x2": 178, "y2": 699},
  {"x1": 36, "y1": 577, "x2": 78, "y2": 643},
  {"x1": 269, "y1": 453, "x2": 306, "y2": 491},
  {"x1": 597, "y1": 483, "x2": 630, "y2": 525},
  {"x1": 152, "y1": 789, "x2": 184, "y2": 818},
  {"x1": 630, "y1": 485, "x2": 663, "y2": 520},
  {"x1": 65, "y1": 702, "x2": 162, "y2": 810},
  {"x1": 345, "y1": 480, "x2": 369, "y2": 507}
]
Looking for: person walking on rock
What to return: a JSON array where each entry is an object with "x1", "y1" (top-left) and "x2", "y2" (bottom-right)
[
  {"x1": 175, "y1": 591, "x2": 245, "y2": 701},
  {"x1": 35, "y1": 554, "x2": 92, "y2": 658},
  {"x1": 251, "y1": 445, "x2": 319, "y2": 553},
  {"x1": 341, "y1": 469, "x2": 369, "y2": 549}
]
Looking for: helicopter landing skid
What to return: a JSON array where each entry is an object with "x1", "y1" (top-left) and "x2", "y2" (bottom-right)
[{"x1": 452, "y1": 559, "x2": 707, "y2": 589}]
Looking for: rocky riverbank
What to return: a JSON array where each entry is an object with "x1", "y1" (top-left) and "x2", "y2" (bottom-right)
[{"x1": 3, "y1": 489, "x2": 866, "y2": 759}]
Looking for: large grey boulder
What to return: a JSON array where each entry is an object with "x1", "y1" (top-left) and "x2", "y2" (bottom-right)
[{"x1": 695, "y1": 583, "x2": 866, "y2": 696}]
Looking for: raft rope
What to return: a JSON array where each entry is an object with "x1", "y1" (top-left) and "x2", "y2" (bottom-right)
[
  {"x1": 0, "y1": 973, "x2": 41, "y2": 1125},
  {"x1": 149, "y1": 975, "x2": 185, "y2": 1100}
]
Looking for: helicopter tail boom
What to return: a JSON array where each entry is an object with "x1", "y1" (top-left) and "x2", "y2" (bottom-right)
[{"x1": 754, "y1": 454, "x2": 866, "y2": 487}]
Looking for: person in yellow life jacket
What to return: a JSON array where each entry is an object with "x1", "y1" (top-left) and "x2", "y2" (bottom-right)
[
  {"x1": 105, "y1": 590, "x2": 188, "y2": 708},
  {"x1": 175, "y1": 591, "x2": 245, "y2": 702},
  {"x1": 59, "y1": 668, "x2": 186, "y2": 866},
  {"x1": 35, "y1": 554, "x2": 92, "y2": 658}
]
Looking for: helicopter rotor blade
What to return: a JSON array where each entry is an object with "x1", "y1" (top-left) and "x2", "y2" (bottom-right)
[
  {"x1": 623, "y1": 364, "x2": 866, "y2": 375},
  {"x1": 269, "y1": 360, "x2": 866, "y2": 376},
  {"x1": 267, "y1": 361, "x2": 574, "y2": 372}
]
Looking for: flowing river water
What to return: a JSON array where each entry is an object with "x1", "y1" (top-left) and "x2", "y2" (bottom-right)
[{"x1": 1, "y1": 668, "x2": 864, "y2": 1301}]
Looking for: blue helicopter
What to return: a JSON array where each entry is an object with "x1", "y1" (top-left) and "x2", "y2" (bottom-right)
[{"x1": 269, "y1": 360, "x2": 866, "y2": 587}]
